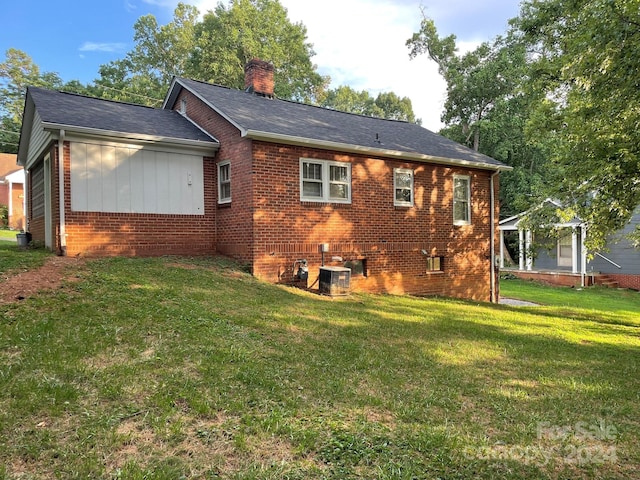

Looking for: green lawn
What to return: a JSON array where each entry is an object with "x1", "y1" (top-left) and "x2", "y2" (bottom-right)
[
  {"x1": 1, "y1": 247, "x2": 639, "y2": 479},
  {"x1": 0, "y1": 241, "x2": 50, "y2": 275},
  {"x1": 501, "y1": 277, "x2": 640, "y2": 325},
  {"x1": 0, "y1": 228, "x2": 18, "y2": 241}
]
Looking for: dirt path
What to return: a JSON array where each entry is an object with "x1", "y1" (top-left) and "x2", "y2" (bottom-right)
[{"x1": 0, "y1": 256, "x2": 82, "y2": 304}]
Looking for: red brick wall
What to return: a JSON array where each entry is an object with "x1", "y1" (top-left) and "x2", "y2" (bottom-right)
[
  {"x1": 174, "y1": 89, "x2": 254, "y2": 264},
  {"x1": 606, "y1": 274, "x2": 640, "y2": 291},
  {"x1": 61, "y1": 140, "x2": 216, "y2": 257},
  {"x1": 249, "y1": 141, "x2": 498, "y2": 301},
  {"x1": 509, "y1": 271, "x2": 593, "y2": 288}
]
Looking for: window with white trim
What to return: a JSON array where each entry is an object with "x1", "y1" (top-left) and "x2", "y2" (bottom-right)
[
  {"x1": 394, "y1": 168, "x2": 414, "y2": 206},
  {"x1": 453, "y1": 175, "x2": 471, "y2": 225},
  {"x1": 218, "y1": 161, "x2": 231, "y2": 204},
  {"x1": 300, "y1": 159, "x2": 351, "y2": 203}
]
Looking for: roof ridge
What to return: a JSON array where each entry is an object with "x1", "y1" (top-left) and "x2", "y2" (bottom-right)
[{"x1": 178, "y1": 77, "x2": 414, "y2": 126}]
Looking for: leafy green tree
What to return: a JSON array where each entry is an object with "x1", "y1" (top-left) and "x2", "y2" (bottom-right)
[
  {"x1": 374, "y1": 91, "x2": 418, "y2": 123},
  {"x1": 515, "y1": 0, "x2": 640, "y2": 249},
  {"x1": 92, "y1": 3, "x2": 199, "y2": 105},
  {"x1": 318, "y1": 86, "x2": 417, "y2": 122},
  {"x1": 407, "y1": 15, "x2": 550, "y2": 217},
  {"x1": 318, "y1": 86, "x2": 381, "y2": 117},
  {"x1": 94, "y1": 1, "x2": 327, "y2": 104},
  {"x1": 0, "y1": 48, "x2": 66, "y2": 152},
  {"x1": 407, "y1": 18, "x2": 524, "y2": 152},
  {"x1": 190, "y1": 0, "x2": 326, "y2": 102}
]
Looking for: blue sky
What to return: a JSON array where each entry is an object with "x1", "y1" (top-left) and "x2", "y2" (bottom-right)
[{"x1": 1, "y1": 0, "x2": 521, "y2": 130}]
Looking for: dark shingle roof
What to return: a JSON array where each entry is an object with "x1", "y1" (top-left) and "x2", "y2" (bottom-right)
[
  {"x1": 29, "y1": 87, "x2": 216, "y2": 144},
  {"x1": 172, "y1": 77, "x2": 508, "y2": 170}
]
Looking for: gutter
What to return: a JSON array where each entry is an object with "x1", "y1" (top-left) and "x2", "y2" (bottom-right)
[
  {"x1": 42, "y1": 123, "x2": 219, "y2": 153},
  {"x1": 245, "y1": 129, "x2": 513, "y2": 172},
  {"x1": 58, "y1": 130, "x2": 66, "y2": 255}
]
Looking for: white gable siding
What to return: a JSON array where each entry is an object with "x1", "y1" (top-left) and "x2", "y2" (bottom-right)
[
  {"x1": 70, "y1": 141, "x2": 204, "y2": 215},
  {"x1": 27, "y1": 110, "x2": 52, "y2": 168}
]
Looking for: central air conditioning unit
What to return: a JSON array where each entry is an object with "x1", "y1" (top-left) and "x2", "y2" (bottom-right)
[{"x1": 319, "y1": 266, "x2": 351, "y2": 296}]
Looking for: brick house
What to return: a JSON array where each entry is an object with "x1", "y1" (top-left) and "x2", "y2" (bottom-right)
[{"x1": 18, "y1": 60, "x2": 510, "y2": 301}]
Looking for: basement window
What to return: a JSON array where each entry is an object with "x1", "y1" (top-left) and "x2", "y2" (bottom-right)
[
  {"x1": 426, "y1": 256, "x2": 444, "y2": 272},
  {"x1": 218, "y1": 161, "x2": 231, "y2": 204},
  {"x1": 344, "y1": 259, "x2": 367, "y2": 277},
  {"x1": 300, "y1": 158, "x2": 351, "y2": 203}
]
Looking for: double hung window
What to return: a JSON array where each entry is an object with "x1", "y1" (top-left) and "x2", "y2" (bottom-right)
[
  {"x1": 394, "y1": 168, "x2": 414, "y2": 207},
  {"x1": 453, "y1": 175, "x2": 471, "y2": 225},
  {"x1": 300, "y1": 159, "x2": 351, "y2": 203},
  {"x1": 218, "y1": 161, "x2": 231, "y2": 203}
]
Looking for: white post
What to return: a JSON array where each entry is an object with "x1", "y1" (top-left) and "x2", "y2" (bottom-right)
[
  {"x1": 525, "y1": 230, "x2": 533, "y2": 271},
  {"x1": 499, "y1": 229, "x2": 505, "y2": 269},
  {"x1": 571, "y1": 228, "x2": 578, "y2": 274},
  {"x1": 581, "y1": 225, "x2": 587, "y2": 287},
  {"x1": 8, "y1": 180, "x2": 13, "y2": 228},
  {"x1": 519, "y1": 229, "x2": 525, "y2": 271}
]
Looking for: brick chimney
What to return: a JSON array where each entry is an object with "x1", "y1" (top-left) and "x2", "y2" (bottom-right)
[{"x1": 244, "y1": 59, "x2": 275, "y2": 98}]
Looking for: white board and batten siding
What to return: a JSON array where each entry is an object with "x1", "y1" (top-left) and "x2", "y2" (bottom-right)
[{"x1": 70, "y1": 141, "x2": 205, "y2": 215}]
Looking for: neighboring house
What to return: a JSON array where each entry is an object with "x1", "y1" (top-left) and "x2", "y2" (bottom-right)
[
  {"x1": 18, "y1": 59, "x2": 511, "y2": 301},
  {"x1": 0, "y1": 153, "x2": 25, "y2": 230},
  {"x1": 499, "y1": 200, "x2": 640, "y2": 290}
]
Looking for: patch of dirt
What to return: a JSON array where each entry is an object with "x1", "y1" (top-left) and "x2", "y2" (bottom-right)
[{"x1": 0, "y1": 255, "x2": 83, "y2": 304}]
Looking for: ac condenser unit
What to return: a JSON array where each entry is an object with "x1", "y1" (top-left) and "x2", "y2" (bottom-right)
[{"x1": 319, "y1": 266, "x2": 351, "y2": 296}]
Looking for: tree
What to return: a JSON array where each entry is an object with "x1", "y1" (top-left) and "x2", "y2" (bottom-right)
[
  {"x1": 188, "y1": 0, "x2": 326, "y2": 102},
  {"x1": 0, "y1": 49, "x2": 65, "y2": 153},
  {"x1": 317, "y1": 86, "x2": 417, "y2": 122},
  {"x1": 407, "y1": 17, "x2": 524, "y2": 152},
  {"x1": 373, "y1": 91, "x2": 418, "y2": 123},
  {"x1": 515, "y1": 0, "x2": 640, "y2": 249},
  {"x1": 94, "y1": 1, "x2": 327, "y2": 104},
  {"x1": 318, "y1": 86, "x2": 381, "y2": 117},
  {"x1": 92, "y1": 3, "x2": 199, "y2": 105},
  {"x1": 406, "y1": 15, "x2": 551, "y2": 217}
]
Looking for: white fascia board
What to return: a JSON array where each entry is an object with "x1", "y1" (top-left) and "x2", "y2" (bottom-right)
[
  {"x1": 245, "y1": 130, "x2": 513, "y2": 172},
  {"x1": 161, "y1": 76, "x2": 180, "y2": 109},
  {"x1": 42, "y1": 123, "x2": 219, "y2": 154}
]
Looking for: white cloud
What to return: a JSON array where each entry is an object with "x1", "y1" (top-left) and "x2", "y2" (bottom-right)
[
  {"x1": 279, "y1": 0, "x2": 447, "y2": 129},
  {"x1": 79, "y1": 42, "x2": 127, "y2": 53}
]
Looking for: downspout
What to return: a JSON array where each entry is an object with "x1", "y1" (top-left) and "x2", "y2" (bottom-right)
[
  {"x1": 490, "y1": 171, "x2": 499, "y2": 303},
  {"x1": 58, "y1": 130, "x2": 66, "y2": 255}
]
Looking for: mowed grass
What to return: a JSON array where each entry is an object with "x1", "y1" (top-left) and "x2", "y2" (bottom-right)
[
  {"x1": 1, "y1": 249, "x2": 639, "y2": 479},
  {"x1": 0, "y1": 229, "x2": 19, "y2": 241},
  {"x1": 0, "y1": 241, "x2": 50, "y2": 275},
  {"x1": 501, "y1": 277, "x2": 640, "y2": 325}
]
